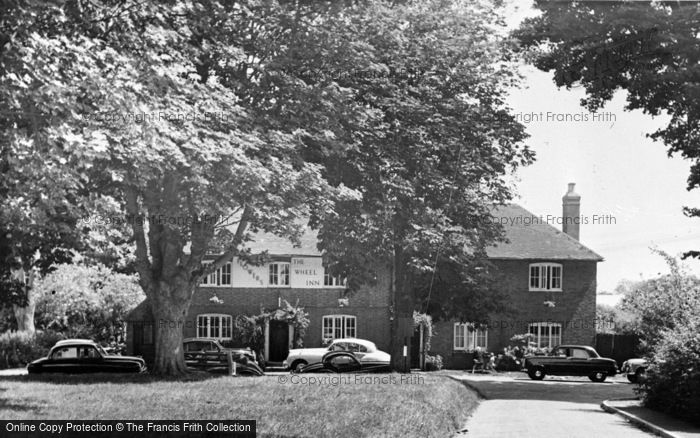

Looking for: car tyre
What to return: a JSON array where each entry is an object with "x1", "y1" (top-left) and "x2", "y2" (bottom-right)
[
  {"x1": 291, "y1": 360, "x2": 308, "y2": 373},
  {"x1": 528, "y1": 366, "x2": 545, "y2": 380},
  {"x1": 589, "y1": 371, "x2": 607, "y2": 382}
]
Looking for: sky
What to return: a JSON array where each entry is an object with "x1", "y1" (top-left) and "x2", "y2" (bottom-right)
[{"x1": 501, "y1": 1, "x2": 700, "y2": 303}]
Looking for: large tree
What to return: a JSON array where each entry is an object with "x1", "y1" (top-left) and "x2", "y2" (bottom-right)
[
  {"x1": 516, "y1": 0, "x2": 700, "y2": 256},
  {"x1": 302, "y1": 0, "x2": 533, "y2": 368},
  {"x1": 3, "y1": 0, "x2": 530, "y2": 374},
  {"x1": 1, "y1": 0, "x2": 371, "y2": 374}
]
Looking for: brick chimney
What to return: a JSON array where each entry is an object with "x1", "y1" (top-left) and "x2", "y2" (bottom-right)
[{"x1": 562, "y1": 183, "x2": 580, "y2": 240}]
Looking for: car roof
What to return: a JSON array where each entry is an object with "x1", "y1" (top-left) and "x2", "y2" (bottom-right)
[
  {"x1": 331, "y1": 338, "x2": 376, "y2": 348},
  {"x1": 54, "y1": 339, "x2": 98, "y2": 347},
  {"x1": 556, "y1": 345, "x2": 595, "y2": 350},
  {"x1": 183, "y1": 338, "x2": 221, "y2": 343}
]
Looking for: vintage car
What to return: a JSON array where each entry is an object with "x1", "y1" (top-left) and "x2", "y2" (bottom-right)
[
  {"x1": 284, "y1": 338, "x2": 390, "y2": 372},
  {"x1": 297, "y1": 351, "x2": 391, "y2": 374},
  {"x1": 183, "y1": 338, "x2": 257, "y2": 364},
  {"x1": 27, "y1": 339, "x2": 147, "y2": 374},
  {"x1": 621, "y1": 358, "x2": 648, "y2": 383},
  {"x1": 523, "y1": 345, "x2": 618, "y2": 382},
  {"x1": 183, "y1": 338, "x2": 263, "y2": 376}
]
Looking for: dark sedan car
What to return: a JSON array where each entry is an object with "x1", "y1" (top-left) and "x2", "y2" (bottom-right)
[
  {"x1": 523, "y1": 345, "x2": 618, "y2": 382},
  {"x1": 297, "y1": 351, "x2": 391, "y2": 374},
  {"x1": 183, "y1": 338, "x2": 263, "y2": 376},
  {"x1": 27, "y1": 339, "x2": 147, "y2": 374}
]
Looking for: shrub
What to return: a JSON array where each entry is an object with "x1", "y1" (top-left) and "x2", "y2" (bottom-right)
[
  {"x1": 425, "y1": 354, "x2": 443, "y2": 371},
  {"x1": 496, "y1": 334, "x2": 550, "y2": 371},
  {"x1": 638, "y1": 317, "x2": 700, "y2": 426},
  {"x1": 0, "y1": 330, "x2": 66, "y2": 369}
]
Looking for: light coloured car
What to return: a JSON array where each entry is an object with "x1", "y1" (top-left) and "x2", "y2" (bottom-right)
[
  {"x1": 621, "y1": 358, "x2": 648, "y2": 383},
  {"x1": 283, "y1": 338, "x2": 390, "y2": 372}
]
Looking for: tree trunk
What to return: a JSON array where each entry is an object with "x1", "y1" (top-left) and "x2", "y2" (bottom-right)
[
  {"x1": 389, "y1": 245, "x2": 412, "y2": 372},
  {"x1": 150, "y1": 284, "x2": 192, "y2": 376},
  {"x1": 12, "y1": 269, "x2": 35, "y2": 333}
]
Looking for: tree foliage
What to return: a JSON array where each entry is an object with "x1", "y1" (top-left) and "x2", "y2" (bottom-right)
[
  {"x1": 33, "y1": 263, "x2": 144, "y2": 342},
  {"x1": 2, "y1": 0, "x2": 531, "y2": 373},
  {"x1": 617, "y1": 250, "x2": 700, "y2": 352},
  {"x1": 311, "y1": 0, "x2": 532, "y2": 324}
]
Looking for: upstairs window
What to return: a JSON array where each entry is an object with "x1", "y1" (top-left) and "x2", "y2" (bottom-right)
[
  {"x1": 323, "y1": 272, "x2": 347, "y2": 287},
  {"x1": 269, "y1": 262, "x2": 290, "y2": 286},
  {"x1": 200, "y1": 262, "x2": 232, "y2": 287},
  {"x1": 529, "y1": 263, "x2": 562, "y2": 291}
]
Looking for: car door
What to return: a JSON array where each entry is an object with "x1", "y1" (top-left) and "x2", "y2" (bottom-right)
[
  {"x1": 76, "y1": 346, "x2": 100, "y2": 372},
  {"x1": 547, "y1": 347, "x2": 569, "y2": 375},
  {"x1": 46, "y1": 346, "x2": 80, "y2": 373},
  {"x1": 347, "y1": 343, "x2": 368, "y2": 362},
  {"x1": 566, "y1": 347, "x2": 591, "y2": 375}
]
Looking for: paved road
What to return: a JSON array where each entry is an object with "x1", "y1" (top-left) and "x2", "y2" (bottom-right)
[{"x1": 452, "y1": 374, "x2": 653, "y2": 438}]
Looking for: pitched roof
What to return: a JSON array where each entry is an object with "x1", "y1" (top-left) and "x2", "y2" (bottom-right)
[
  {"x1": 125, "y1": 299, "x2": 152, "y2": 322},
  {"x1": 485, "y1": 204, "x2": 603, "y2": 261},
  {"x1": 242, "y1": 228, "x2": 321, "y2": 256}
]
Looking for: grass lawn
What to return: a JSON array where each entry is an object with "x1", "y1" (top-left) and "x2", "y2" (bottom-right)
[{"x1": 0, "y1": 372, "x2": 478, "y2": 437}]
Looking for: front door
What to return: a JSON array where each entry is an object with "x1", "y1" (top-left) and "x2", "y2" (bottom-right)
[{"x1": 268, "y1": 321, "x2": 290, "y2": 362}]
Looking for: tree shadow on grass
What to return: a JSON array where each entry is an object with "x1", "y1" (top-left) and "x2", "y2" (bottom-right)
[{"x1": 0, "y1": 370, "x2": 229, "y2": 385}]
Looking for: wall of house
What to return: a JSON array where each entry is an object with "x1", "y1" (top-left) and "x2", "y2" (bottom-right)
[
  {"x1": 187, "y1": 278, "x2": 392, "y2": 352},
  {"x1": 126, "y1": 265, "x2": 393, "y2": 365},
  {"x1": 430, "y1": 259, "x2": 598, "y2": 369}
]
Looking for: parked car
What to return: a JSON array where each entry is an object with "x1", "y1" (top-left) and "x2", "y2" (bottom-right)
[
  {"x1": 523, "y1": 345, "x2": 618, "y2": 382},
  {"x1": 284, "y1": 338, "x2": 390, "y2": 372},
  {"x1": 183, "y1": 338, "x2": 263, "y2": 376},
  {"x1": 183, "y1": 338, "x2": 257, "y2": 364},
  {"x1": 621, "y1": 358, "x2": 648, "y2": 383},
  {"x1": 297, "y1": 351, "x2": 391, "y2": 373},
  {"x1": 27, "y1": 339, "x2": 147, "y2": 374}
]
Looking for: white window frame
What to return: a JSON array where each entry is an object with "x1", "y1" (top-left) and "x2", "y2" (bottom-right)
[
  {"x1": 322, "y1": 315, "x2": 357, "y2": 341},
  {"x1": 197, "y1": 314, "x2": 233, "y2": 339},
  {"x1": 269, "y1": 262, "x2": 291, "y2": 287},
  {"x1": 323, "y1": 270, "x2": 347, "y2": 287},
  {"x1": 200, "y1": 261, "x2": 232, "y2": 287},
  {"x1": 528, "y1": 322, "x2": 562, "y2": 348},
  {"x1": 453, "y1": 323, "x2": 488, "y2": 351},
  {"x1": 529, "y1": 263, "x2": 563, "y2": 291}
]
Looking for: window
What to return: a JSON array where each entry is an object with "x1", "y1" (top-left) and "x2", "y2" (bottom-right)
[
  {"x1": 51, "y1": 347, "x2": 78, "y2": 359},
  {"x1": 528, "y1": 322, "x2": 562, "y2": 348},
  {"x1": 453, "y1": 323, "x2": 488, "y2": 350},
  {"x1": 322, "y1": 315, "x2": 357, "y2": 341},
  {"x1": 269, "y1": 262, "x2": 290, "y2": 286},
  {"x1": 324, "y1": 271, "x2": 346, "y2": 287},
  {"x1": 529, "y1": 263, "x2": 563, "y2": 291},
  {"x1": 197, "y1": 314, "x2": 233, "y2": 339},
  {"x1": 200, "y1": 262, "x2": 232, "y2": 287}
]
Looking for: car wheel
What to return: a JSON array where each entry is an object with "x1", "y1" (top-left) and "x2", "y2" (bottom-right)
[
  {"x1": 589, "y1": 372, "x2": 607, "y2": 382},
  {"x1": 291, "y1": 360, "x2": 307, "y2": 373},
  {"x1": 627, "y1": 374, "x2": 638, "y2": 383},
  {"x1": 528, "y1": 367, "x2": 545, "y2": 380}
]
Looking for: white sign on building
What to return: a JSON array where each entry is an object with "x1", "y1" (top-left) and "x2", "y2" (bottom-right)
[{"x1": 290, "y1": 257, "x2": 325, "y2": 288}]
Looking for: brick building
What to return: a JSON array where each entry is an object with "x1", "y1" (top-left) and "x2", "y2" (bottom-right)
[
  {"x1": 126, "y1": 183, "x2": 602, "y2": 369},
  {"x1": 125, "y1": 232, "x2": 392, "y2": 366},
  {"x1": 430, "y1": 183, "x2": 603, "y2": 368}
]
